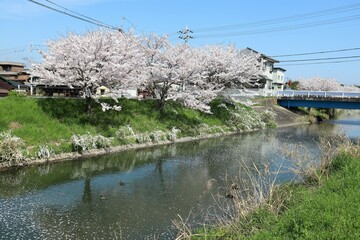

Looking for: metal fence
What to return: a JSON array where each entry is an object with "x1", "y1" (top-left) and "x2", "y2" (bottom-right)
[{"x1": 277, "y1": 90, "x2": 360, "y2": 98}]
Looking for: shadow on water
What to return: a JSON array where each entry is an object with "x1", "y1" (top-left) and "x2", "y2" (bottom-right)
[{"x1": 0, "y1": 119, "x2": 359, "y2": 239}]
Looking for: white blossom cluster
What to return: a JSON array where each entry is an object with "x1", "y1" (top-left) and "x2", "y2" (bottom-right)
[
  {"x1": 298, "y1": 77, "x2": 358, "y2": 92},
  {"x1": 0, "y1": 131, "x2": 25, "y2": 164},
  {"x1": 71, "y1": 133, "x2": 111, "y2": 152}
]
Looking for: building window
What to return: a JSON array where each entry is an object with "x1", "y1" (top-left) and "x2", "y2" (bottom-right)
[{"x1": 2, "y1": 66, "x2": 11, "y2": 72}]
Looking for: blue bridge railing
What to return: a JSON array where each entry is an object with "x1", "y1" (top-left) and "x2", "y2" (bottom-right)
[{"x1": 277, "y1": 90, "x2": 360, "y2": 98}]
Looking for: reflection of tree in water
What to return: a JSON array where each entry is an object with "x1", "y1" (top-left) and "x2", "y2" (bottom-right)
[
  {"x1": 2, "y1": 124, "x2": 350, "y2": 239},
  {"x1": 82, "y1": 177, "x2": 92, "y2": 203}
]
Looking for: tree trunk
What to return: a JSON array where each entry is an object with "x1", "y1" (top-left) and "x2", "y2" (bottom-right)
[
  {"x1": 86, "y1": 96, "x2": 93, "y2": 116},
  {"x1": 158, "y1": 92, "x2": 166, "y2": 114}
]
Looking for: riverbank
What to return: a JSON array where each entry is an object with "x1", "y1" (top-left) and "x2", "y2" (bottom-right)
[
  {"x1": 0, "y1": 96, "x2": 305, "y2": 171},
  {"x1": 197, "y1": 146, "x2": 360, "y2": 239}
]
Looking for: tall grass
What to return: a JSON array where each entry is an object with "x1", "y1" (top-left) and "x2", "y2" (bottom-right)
[{"x1": 175, "y1": 135, "x2": 359, "y2": 239}]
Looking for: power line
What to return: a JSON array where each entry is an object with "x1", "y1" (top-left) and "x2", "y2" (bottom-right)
[
  {"x1": 44, "y1": 0, "x2": 115, "y2": 29},
  {"x1": 280, "y1": 55, "x2": 360, "y2": 63},
  {"x1": 271, "y1": 47, "x2": 360, "y2": 58},
  {"x1": 192, "y1": 2, "x2": 360, "y2": 33},
  {"x1": 278, "y1": 59, "x2": 360, "y2": 66},
  {"x1": 167, "y1": 2, "x2": 360, "y2": 37},
  {"x1": 193, "y1": 14, "x2": 360, "y2": 39},
  {"x1": 27, "y1": 0, "x2": 121, "y2": 31}
]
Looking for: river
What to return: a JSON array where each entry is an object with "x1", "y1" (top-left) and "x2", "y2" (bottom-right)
[{"x1": 0, "y1": 114, "x2": 359, "y2": 239}]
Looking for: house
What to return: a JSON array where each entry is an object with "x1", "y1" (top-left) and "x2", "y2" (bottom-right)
[
  {"x1": 234, "y1": 48, "x2": 286, "y2": 97},
  {"x1": 0, "y1": 61, "x2": 31, "y2": 84},
  {"x1": 271, "y1": 67, "x2": 286, "y2": 92},
  {"x1": 0, "y1": 76, "x2": 30, "y2": 96},
  {"x1": 34, "y1": 84, "x2": 82, "y2": 97}
]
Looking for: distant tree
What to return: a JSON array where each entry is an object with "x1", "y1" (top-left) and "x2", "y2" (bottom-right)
[
  {"x1": 298, "y1": 77, "x2": 359, "y2": 92},
  {"x1": 286, "y1": 80, "x2": 300, "y2": 90},
  {"x1": 298, "y1": 77, "x2": 342, "y2": 91},
  {"x1": 31, "y1": 29, "x2": 145, "y2": 115}
]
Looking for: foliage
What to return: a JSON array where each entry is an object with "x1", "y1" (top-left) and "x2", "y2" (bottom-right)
[
  {"x1": 226, "y1": 105, "x2": 274, "y2": 131},
  {"x1": 209, "y1": 97, "x2": 235, "y2": 122},
  {"x1": 0, "y1": 131, "x2": 25, "y2": 164},
  {"x1": 115, "y1": 125, "x2": 135, "y2": 140},
  {"x1": 71, "y1": 133, "x2": 111, "y2": 152},
  {"x1": 37, "y1": 144, "x2": 53, "y2": 160},
  {"x1": 260, "y1": 109, "x2": 277, "y2": 128}
]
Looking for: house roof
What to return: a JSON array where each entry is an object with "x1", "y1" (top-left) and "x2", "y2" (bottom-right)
[
  {"x1": 273, "y1": 67, "x2": 287, "y2": 72},
  {"x1": 0, "y1": 76, "x2": 29, "y2": 89},
  {"x1": 245, "y1": 47, "x2": 279, "y2": 63},
  {"x1": 0, "y1": 61, "x2": 25, "y2": 67},
  {"x1": 0, "y1": 71, "x2": 18, "y2": 76},
  {"x1": 0, "y1": 89, "x2": 9, "y2": 94}
]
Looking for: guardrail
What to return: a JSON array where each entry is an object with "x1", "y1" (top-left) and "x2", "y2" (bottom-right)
[{"x1": 277, "y1": 90, "x2": 360, "y2": 98}]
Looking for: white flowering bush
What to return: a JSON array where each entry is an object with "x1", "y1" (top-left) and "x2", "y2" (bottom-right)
[
  {"x1": 37, "y1": 144, "x2": 53, "y2": 160},
  {"x1": 135, "y1": 133, "x2": 152, "y2": 144},
  {"x1": 0, "y1": 131, "x2": 25, "y2": 164},
  {"x1": 167, "y1": 127, "x2": 181, "y2": 142},
  {"x1": 71, "y1": 133, "x2": 111, "y2": 152},
  {"x1": 149, "y1": 130, "x2": 168, "y2": 142},
  {"x1": 197, "y1": 123, "x2": 227, "y2": 135},
  {"x1": 260, "y1": 109, "x2": 277, "y2": 128},
  {"x1": 115, "y1": 125, "x2": 135, "y2": 140},
  {"x1": 227, "y1": 108, "x2": 266, "y2": 131}
]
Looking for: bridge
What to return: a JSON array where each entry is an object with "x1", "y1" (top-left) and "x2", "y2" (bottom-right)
[{"x1": 277, "y1": 90, "x2": 360, "y2": 110}]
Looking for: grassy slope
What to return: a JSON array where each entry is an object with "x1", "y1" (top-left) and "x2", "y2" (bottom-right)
[
  {"x1": 217, "y1": 152, "x2": 360, "y2": 239},
  {"x1": 0, "y1": 96, "x2": 229, "y2": 153}
]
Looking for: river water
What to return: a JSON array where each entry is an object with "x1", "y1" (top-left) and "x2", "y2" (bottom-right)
[{"x1": 0, "y1": 115, "x2": 359, "y2": 239}]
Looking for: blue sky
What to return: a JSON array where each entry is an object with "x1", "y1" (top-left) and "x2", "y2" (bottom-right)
[{"x1": 1, "y1": 0, "x2": 360, "y2": 85}]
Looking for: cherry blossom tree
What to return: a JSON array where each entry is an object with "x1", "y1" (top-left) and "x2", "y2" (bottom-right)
[
  {"x1": 141, "y1": 35, "x2": 210, "y2": 112},
  {"x1": 198, "y1": 45, "x2": 262, "y2": 90},
  {"x1": 298, "y1": 77, "x2": 342, "y2": 91},
  {"x1": 31, "y1": 29, "x2": 145, "y2": 114},
  {"x1": 141, "y1": 36, "x2": 262, "y2": 112}
]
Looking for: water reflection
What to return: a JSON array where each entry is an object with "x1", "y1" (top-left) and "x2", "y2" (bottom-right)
[{"x1": 0, "y1": 118, "x2": 359, "y2": 239}]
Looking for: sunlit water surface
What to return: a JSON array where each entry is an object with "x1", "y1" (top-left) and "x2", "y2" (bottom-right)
[{"x1": 0, "y1": 114, "x2": 359, "y2": 239}]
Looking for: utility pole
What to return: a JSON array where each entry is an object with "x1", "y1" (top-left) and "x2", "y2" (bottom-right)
[{"x1": 178, "y1": 26, "x2": 194, "y2": 44}]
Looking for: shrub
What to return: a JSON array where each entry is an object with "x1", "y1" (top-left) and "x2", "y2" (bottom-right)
[
  {"x1": 71, "y1": 133, "x2": 111, "y2": 152},
  {"x1": 135, "y1": 133, "x2": 152, "y2": 144},
  {"x1": 210, "y1": 97, "x2": 235, "y2": 121},
  {"x1": 37, "y1": 144, "x2": 53, "y2": 160},
  {"x1": 261, "y1": 109, "x2": 277, "y2": 128},
  {"x1": 149, "y1": 130, "x2": 167, "y2": 142},
  {"x1": 0, "y1": 131, "x2": 25, "y2": 164},
  {"x1": 167, "y1": 127, "x2": 181, "y2": 142},
  {"x1": 115, "y1": 125, "x2": 135, "y2": 140}
]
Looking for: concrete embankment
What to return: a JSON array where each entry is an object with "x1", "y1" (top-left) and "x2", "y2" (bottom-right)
[{"x1": 253, "y1": 98, "x2": 307, "y2": 127}]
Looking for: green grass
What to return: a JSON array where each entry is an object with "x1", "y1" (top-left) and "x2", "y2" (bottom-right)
[
  {"x1": 0, "y1": 96, "x2": 231, "y2": 153},
  {"x1": 204, "y1": 151, "x2": 360, "y2": 239},
  {"x1": 0, "y1": 95, "x2": 276, "y2": 157}
]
